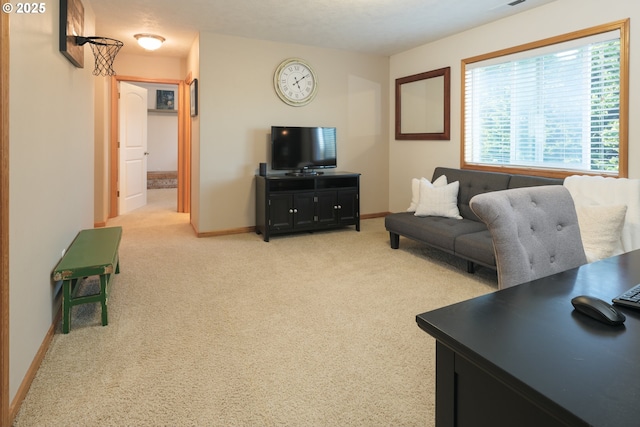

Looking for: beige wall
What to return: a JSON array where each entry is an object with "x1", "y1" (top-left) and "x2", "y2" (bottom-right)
[
  {"x1": 186, "y1": 36, "x2": 200, "y2": 229},
  {"x1": 9, "y1": 2, "x2": 96, "y2": 401},
  {"x1": 388, "y1": 0, "x2": 640, "y2": 212},
  {"x1": 94, "y1": 76, "x2": 112, "y2": 225},
  {"x1": 195, "y1": 33, "x2": 390, "y2": 233},
  {"x1": 113, "y1": 53, "x2": 187, "y2": 80},
  {"x1": 136, "y1": 82, "x2": 179, "y2": 172}
]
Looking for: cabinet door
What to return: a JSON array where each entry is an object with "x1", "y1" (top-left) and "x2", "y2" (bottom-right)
[
  {"x1": 337, "y1": 189, "x2": 359, "y2": 225},
  {"x1": 316, "y1": 191, "x2": 338, "y2": 227},
  {"x1": 293, "y1": 192, "x2": 316, "y2": 228},
  {"x1": 268, "y1": 194, "x2": 294, "y2": 231}
]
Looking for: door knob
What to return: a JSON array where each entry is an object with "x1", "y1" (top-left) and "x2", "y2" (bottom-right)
[{"x1": 144, "y1": 152, "x2": 150, "y2": 156}]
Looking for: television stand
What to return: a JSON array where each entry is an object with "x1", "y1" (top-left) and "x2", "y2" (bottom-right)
[
  {"x1": 255, "y1": 172, "x2": 360, "y2": 242},
  {"x1": 285, "y1": 170, "x2": 324, "y2": 177}
]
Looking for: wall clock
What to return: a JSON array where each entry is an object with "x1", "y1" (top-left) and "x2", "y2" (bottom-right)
[{"x1": 274, "y1": 58, "x2": 318, "y2": 106}]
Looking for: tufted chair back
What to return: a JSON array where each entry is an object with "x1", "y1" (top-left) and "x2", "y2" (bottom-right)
[{"x1": 470, "y1": 185, "x2": 587, "y2": 290}]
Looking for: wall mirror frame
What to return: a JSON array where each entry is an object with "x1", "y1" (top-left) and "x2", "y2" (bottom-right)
[{"x1": 395, "y1": 66, "x2": 450, "y2": 140}]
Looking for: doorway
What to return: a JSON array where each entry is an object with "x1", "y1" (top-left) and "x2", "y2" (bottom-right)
[
  {"x1": 140, "y1": 82, "x2": 179, "y2": 195},
  {"x1": 109, "y1": 75, "x2": 191, "y2": 218}
]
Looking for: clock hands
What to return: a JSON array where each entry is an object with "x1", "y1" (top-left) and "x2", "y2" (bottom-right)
[{"x1": 293, "y1": 74, "x2": 309, "y2": 90}]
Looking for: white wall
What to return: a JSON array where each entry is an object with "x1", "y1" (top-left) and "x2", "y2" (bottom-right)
[
  {"x1": 389, "y1": 0, "x2": 640, "y2": 212},
  {"x1": 9, "y1": 2, "x2": 96, "y2": 400},
  {"x1": 136, "y1": 82, "x2": 178, "y2": 172},
  {"x1": 195, "y1": 33, "x2": 390, "y2": 233}
]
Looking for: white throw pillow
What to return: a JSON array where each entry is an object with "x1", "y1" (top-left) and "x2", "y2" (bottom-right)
[
  {"x1": 407, "y1": 175, "x2": 447, "y2": 212},
  {"x1": 414, "y1": 180, "x2": 462, "y2": 219},
  {"x1": 576, "y1": 204, "x2": 627, "y2": 262}
]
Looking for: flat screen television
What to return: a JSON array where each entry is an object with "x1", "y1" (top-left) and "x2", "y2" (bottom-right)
[{"x1": 271, "y1": 126, "x2": 337, "y2": 175}]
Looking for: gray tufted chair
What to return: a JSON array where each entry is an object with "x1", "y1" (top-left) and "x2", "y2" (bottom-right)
[{"x1": 470, "y1": 185, "x2": 587, "y2": 290}]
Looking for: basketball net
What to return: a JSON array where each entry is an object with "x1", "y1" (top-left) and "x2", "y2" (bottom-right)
[{"x1": 77, "y1": 36, "x2": 124, "y2": 77}]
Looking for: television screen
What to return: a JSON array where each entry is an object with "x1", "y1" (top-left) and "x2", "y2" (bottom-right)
[{"x1": 271, "y1": 126, "x2": 337, "y2": 171}]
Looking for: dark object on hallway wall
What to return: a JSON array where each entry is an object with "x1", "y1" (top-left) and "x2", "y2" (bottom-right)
[
  {"x1": 190, "y1": 79, "x2": 199, "y2": 117},
  {"x1": 259, "y1": 163, "x2": 267, "y2": 176},
  {"x1": 60, "y1": 0, "x2": 123, "y2": 76},
  {"x1": 60, "y1": 0, "x2": 85, "y2": 68},
  {"x1": 156, "y1": 90, "x2": 175, "y2": 110}
]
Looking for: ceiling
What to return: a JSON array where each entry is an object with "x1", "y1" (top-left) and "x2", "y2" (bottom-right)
[{"x1": 88, "y1": 0, "x2": 556, "y2": 58}]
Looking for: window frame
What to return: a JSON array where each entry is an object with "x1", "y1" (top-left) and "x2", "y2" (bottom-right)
[{"x1": 460, "y1": 19, "x2": 629, "y2": 179}]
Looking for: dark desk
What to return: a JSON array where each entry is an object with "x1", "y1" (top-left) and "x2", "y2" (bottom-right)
[{"x1": 416, "y1": 250, "x2": 640, "y2": 427}]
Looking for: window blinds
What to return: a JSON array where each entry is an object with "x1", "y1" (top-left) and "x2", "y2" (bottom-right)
[{"x1": 464, "y1": 31, "x2": 621, "y2": 173}]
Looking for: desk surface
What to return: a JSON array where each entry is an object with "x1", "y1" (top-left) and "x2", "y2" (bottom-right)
[{"x1": 417, "y1": 250, "x2": 640, "y2": 427}]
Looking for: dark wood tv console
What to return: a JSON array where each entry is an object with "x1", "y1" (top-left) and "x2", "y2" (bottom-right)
[{"x1": 255, "y1": 172, "x2": 360, "y2": 242}]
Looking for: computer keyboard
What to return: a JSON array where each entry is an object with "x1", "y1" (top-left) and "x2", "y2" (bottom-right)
[{"x1": 613, "y1": 283, "x2": 640, "y2": 310}]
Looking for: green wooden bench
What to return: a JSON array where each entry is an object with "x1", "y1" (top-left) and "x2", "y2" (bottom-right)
[{"x1": 52, "y1": 226, "x2": 122, "y2": 333}]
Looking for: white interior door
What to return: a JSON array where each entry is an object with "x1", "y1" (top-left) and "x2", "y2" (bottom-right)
[{"x1": 119, "y1": 82, "x2": 148, "y2": 215}]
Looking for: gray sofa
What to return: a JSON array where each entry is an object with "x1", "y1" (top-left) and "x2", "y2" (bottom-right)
[{"x1": 384, "y1": 167, "x2": 563, "y2": 273}]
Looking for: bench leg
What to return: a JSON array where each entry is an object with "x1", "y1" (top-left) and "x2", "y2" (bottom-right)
[
  {"x1": 62, "y1": 278, "x2": 77, "y2": 334},
  {"x1": 100, "y1": 274, "x2": 109, "y2": 327}
]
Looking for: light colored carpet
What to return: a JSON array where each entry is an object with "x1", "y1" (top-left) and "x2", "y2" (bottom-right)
[{"x1": 14, "y1": 189, "x2": 497, "y2": 426}]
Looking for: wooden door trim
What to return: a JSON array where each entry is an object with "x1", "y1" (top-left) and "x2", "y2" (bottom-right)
[
  {"x1": 180, "y1": 77, "x2": 192, "y2": 213},
  {"x1": 1, "y1": 11, "x2": 10, "y2": 427},
  {"x1": 109, "y1": 75, "x2": 190, "y2": 218}
]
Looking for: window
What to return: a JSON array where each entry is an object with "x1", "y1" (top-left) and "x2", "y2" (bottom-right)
[{"x1": 462, "y1": 20, "x2": 629, "y2": 177}]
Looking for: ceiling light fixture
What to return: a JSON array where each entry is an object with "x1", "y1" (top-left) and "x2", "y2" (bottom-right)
[{"x1": 134, "y1": 34, "x2": 165, "y2": 51}]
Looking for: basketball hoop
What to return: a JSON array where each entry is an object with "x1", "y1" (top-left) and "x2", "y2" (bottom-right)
[{"x1": 76, "y1": 36, "x2": 124, "y2": 77}]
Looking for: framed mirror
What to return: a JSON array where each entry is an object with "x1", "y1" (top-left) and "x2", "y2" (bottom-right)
[{"x1": 395, "y1": 67, "x2": 450, "y2": 140}]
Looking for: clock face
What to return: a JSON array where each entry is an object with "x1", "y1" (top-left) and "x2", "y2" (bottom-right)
[{"x1": 274, "y1": 58, "x2": 318, "y2": 106}]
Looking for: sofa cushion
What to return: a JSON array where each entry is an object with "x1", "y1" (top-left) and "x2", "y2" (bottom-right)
[
  {"x1": 407, "y1": 175, "x2": 447, "y2": 212},
  {"x1": 432, "y1": 167, "x2": 512, "y2": 221},
  {"x1": 575, "y1": 204, "x2": 627, "y2": 262},
  {"x1": 415, "y1": 180, "x2": 462, "y2": 219},
  {"x1": 508, "y1": 174, "x2": 563, "y2": 189},
  {"x1": 385, "y1": 212, "x2": 486, "y2": 252},
  {"x1": 564, "y1": 174, "x2": 640, "y2": 255},
  {"x1": 454, "y1": 230, "x2": 495, "y2": 267}
]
